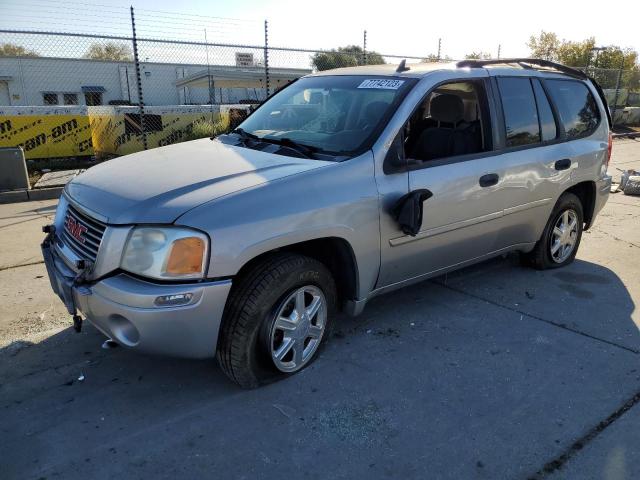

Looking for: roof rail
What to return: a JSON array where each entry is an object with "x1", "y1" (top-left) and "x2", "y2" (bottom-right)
[{"x1": 456, "y1": 58, "x2": 587, "y2": 79}]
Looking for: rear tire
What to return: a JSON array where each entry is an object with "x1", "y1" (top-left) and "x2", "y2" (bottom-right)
[
  {"x1": 216, "y1": 253, "x2": 336, "y2": 388},
  {"x1": 522, "y1": 192, "x2": 584, "y2": 270}
]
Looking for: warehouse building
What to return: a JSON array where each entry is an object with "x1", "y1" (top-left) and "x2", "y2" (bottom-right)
[{"x1": 0, "y1": 55, "x2": 310, "y2": 107}]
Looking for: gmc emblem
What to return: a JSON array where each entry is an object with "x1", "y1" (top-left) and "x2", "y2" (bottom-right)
[{"x1": 65, "y1": 215, "x2": 88, "y2": 244}]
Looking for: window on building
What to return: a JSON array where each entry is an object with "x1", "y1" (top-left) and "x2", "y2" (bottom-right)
[
  {"x1": 43, "y1": 92, "x2": 58, "y2": 105},
  {"x1": 63, "y1": 93, "x2": 78, "y2": 105},
  {"x1": 84, "y1": 92, "x2": 103, "y2": 106},
  {"x1": 544, "y1": 79, "x2": 600, "y2": 139},
  {"x1": 497, "y1": 77, "x2": 540, "y2": 147}
]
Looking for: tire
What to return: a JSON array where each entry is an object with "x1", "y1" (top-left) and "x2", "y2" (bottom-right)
[
  {"x1": 522, "y1": 192, "x2": 584, "y2": 270},
  {"x1": 216, "y1": 253, "x2": 337, "y2": 388}
]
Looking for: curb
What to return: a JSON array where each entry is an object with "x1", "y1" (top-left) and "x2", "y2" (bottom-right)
[{"x1": 0, "y1": 187, "x2": 63, "y2": 205}]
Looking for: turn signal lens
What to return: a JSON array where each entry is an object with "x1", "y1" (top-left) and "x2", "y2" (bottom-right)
[{"x1": 165, "y1": 237, "x2": 205, "y2": 276}]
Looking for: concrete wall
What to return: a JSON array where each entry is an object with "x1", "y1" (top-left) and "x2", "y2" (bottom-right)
[{"x1": 0, "y1": 57, "x2": 287, "y2": 107}]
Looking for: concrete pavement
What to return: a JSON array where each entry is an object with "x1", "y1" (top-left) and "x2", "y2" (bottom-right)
[{"x1": 0, "y1": 138, "x2": 638, "y2": 479}]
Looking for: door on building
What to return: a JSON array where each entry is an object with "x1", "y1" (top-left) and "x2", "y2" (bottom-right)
[{"x1": 0, "y1": 82, "x2": 10, "y2": 106}]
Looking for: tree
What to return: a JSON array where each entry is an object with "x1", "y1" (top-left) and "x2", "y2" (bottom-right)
[
  {"x1": 0, "y1": 43, "x2": 39, "y2": 57},
  {"x1": 465, "y1": 51, "x2": 491, "y2": 60},
  {"x1": 311, "y1": 45, "x2": 385, "y2": 71},
  {"x1": 527, "y1": 31, "x2": 560, "y2": 61},
  {"x1": 84, "y1": 42, "x2": 132, "y2": 61},
  {"x1": 421, "y1": 54, "x2": 453, "y2": 63}
]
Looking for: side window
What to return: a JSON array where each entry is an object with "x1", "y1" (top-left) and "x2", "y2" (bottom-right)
[
  {"x1": 497, "y1": 77, "x2": 540, "y2": 147},
  {"x1": 532, "y1": 79, "x2": 557, "y2": 141},
  {"x1": 405, "y1": 80, "x2": 490, "y2": 162},
  {"x1": 544, "y1": 79, "x2": 600, "y2": 139}
]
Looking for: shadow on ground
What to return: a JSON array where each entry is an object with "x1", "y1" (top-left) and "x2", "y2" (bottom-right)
[{"x1": 1, "y1": 254, "x2": 638, "y2": 480}]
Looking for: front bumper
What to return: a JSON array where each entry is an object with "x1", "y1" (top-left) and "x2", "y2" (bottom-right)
[{"x1": 42, "y1": 236, "x2": 232, "y2": 359}]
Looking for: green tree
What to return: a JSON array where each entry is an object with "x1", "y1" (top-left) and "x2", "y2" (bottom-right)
[
  {"x1": 311, "y1": 45, "x2": 385, "y2": 71},
  {"x1": 527, "y1": 31, "x2": 560, "y2": 61},
  {"x1": 84, "y1": 42, "x2": 132, "y2": 61},
  {"x1": 556, "y1": 37, "x2": 595, "y2": 67},
  {"x1": 0, "y1": 43, "x2": 39, "y2": 57},
  {"x1": 421, "y1": 54, "x2": 452, "y2": 62},
  {"x1": 465, "y1": 51, "x2": 492, "y2": 60}
]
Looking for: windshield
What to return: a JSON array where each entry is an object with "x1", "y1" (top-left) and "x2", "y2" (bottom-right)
[{"x1": 230, "y1": 75, "x2": 416, "y2": 157}]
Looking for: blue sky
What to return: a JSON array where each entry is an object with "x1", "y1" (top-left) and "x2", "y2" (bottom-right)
[{"x1": 2, "y1": 0, "x2": 639, "y2": 60}]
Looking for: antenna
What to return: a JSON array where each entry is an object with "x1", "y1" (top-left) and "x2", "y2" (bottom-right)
[
  {"x1": 204, "y1": 28, "x2": 216, "y2": 140},
  {"x1": 396, "y1": 59, "x2": 410, "y2": 73}
]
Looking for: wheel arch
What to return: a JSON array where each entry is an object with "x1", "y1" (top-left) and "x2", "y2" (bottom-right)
[
  {"x1": 564, "y1": 181, "x2": 596, "y2": 229},
  {"x1": 232, "y1": 237, "x2": 360, "y2": 312}
]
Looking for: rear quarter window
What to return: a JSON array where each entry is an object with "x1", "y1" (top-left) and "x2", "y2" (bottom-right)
[{"x1": 544, "y1": 79, "x2": 600, "y2": 139}]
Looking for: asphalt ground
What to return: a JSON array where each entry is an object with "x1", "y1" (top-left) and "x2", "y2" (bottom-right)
[{"x1": 1, "y1": 138, "x2": 639, "y2": 479}]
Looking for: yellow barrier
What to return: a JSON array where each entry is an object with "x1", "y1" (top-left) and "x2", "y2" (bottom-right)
[
  {"x1": 0, "y1": 105, "x2": 249, "y2": 160},
  {"x1": 0, "y1": 108, "x2": 93, "y2": 159},
  {"x1": 88, "y1": 106, "x2": 225, "y2": 156}
]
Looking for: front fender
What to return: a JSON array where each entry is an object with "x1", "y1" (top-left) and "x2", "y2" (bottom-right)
[{"x1": 176, "y1": 152, "x2": 381, "y2": 300}]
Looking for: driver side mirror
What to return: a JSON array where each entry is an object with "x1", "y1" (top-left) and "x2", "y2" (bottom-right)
[
  {"x1": 391, "y1": 189, "x2": 433, "y2": 237},
  {"x1": 383, "y1": 130, "x2": 406, "y2": 174}
]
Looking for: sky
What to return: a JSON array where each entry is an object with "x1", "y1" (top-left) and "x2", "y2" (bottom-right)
[{"x1": 1, "y1": 0, "x2": 639, "y2": 61}]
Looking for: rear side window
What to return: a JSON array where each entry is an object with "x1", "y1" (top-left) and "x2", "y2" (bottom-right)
[
  {"x1": 497, "y1": 77, "x2": 540, "y2": 147},
  {"x1": 544, "y1": 80, "x2": 600, "y2": 139},
  {"x1": 532, "y1": 79, "x2": 557, "y2": 141}
]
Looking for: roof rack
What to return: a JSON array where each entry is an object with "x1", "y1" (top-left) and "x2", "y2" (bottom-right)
[{"x1": 456, "y1": 58, "x2": 587, "y2": 79}]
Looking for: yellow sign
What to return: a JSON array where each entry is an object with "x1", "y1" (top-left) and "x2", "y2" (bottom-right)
[
  {"x1": 0, "y1": 114, "x2": 93, "y2": 159},
  {"x1": 89, "y1": 110, "x2": 218, "y2": 157}
]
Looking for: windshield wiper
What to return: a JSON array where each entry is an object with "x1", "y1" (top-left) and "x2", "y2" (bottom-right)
[
  {"x1": 232, "y1": 129, "x2": 319, "y2": 159},
  {"x1": 260, "y1": 136, "x2": 320, "y2": 159},
  {"x1": 232, "y1": 128, "x2": 260, "y2": 143}
]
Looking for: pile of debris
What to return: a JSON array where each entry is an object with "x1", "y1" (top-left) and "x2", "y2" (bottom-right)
[{"x1": 613, "y1": 169, "x2": 640, "y2": 195}]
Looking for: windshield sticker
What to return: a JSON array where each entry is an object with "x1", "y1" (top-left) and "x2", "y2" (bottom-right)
[{"x1": 357, "y1": 79, "x2": 405, "y2": 90}]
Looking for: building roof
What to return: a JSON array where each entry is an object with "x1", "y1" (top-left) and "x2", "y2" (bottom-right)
[{"x1": 175, "y1": 65, "x2": 311, "y2": 89}]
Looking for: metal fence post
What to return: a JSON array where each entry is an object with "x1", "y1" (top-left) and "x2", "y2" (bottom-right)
[
  {"x1": 264, "y1": 20, "x2": 270, "y2": 99},
  {"x1": 611, "y1": 57, "x2": 625, "y2": 128},
  {"x1": 363, "y1": 29, "x2": 367, "y2": 65},
  {"x1": 130, "y1": 6, "x2": 148, "y2": 150}
]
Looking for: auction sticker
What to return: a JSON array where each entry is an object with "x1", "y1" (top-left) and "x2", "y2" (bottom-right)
[{"x1": 358, "y1": 79, "x2": 405, "y2": 89}]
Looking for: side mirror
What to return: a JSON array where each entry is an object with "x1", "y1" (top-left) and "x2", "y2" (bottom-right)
[
  {"x1": 383, "y1": 131, "x2": 406, "y2": 174},
  {"x1": 391, "y1": 189, "x2": 433, "y2": 236}
]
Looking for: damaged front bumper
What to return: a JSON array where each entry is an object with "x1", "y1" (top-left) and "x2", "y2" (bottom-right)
[{"x1": 41, "y1": 232, "x2": 232, "y2": 359}]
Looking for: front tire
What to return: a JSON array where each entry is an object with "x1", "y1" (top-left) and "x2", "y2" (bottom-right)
[
  {"x1": 523, "y1": 192, "x2": 584, "y2": 270},
  {"x1": 216, "y1": 253, "x2": 336, "y2": 388}
]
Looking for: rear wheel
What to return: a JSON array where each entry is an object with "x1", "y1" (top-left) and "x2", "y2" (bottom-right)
[
  {"x1": 216, "y1": 253, "x2": 336, "y2": 388},
  {"x1": 522, "y1": 192, "x2": 584, "y2": 270}
]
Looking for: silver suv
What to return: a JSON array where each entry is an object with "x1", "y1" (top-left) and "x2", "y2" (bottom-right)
[{"x1": 42, "y1": 59, "x2": 612, "y2": 387}]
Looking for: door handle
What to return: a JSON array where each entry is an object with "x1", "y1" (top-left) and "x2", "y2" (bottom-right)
[
  {"x1": 479, "y1": 173, "x2": 499, "y2": 188},
  {"x1": 554, "y1": 159, "x2": 571, "y2": 171}
]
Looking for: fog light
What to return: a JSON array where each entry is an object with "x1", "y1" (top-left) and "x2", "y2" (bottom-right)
[{"x1": 154, "y1": 293, "x2": 193, "y2": 307}]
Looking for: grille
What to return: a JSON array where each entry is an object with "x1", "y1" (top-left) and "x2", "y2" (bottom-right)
[{"x1": 61, "y1": 204, "x2": 106, "y2": 263}]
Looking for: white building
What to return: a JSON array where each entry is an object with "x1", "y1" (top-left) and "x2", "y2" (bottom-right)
[{"x1": 0, "y1": 56, "x2": 310, "y2": 107}]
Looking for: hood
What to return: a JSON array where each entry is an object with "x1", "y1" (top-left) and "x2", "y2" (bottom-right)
[{"x1": 65, "y1": 138, "x2": 331, "y2": 224}]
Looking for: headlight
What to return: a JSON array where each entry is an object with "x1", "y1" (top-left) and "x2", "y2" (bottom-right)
[{"x1": 121, "y1": 227, "x2": 209, "y2": 280}]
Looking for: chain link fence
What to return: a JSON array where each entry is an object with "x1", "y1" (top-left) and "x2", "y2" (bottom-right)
[{"x1": 1, "y1": 3, "x2": 638, "y2": 172}]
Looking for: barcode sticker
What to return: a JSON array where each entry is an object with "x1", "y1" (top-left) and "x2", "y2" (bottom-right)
[{"x1": 357, "y1": 79, "x2": 405, "y2": 90}]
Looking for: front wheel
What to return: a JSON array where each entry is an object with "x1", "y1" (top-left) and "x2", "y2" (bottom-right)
[
  {"x1": 216, "y1": 253, "x2": 336, "y2": 388},
  {"x1": 522, "y1": 192, "x2": 584, "y2": 270}
]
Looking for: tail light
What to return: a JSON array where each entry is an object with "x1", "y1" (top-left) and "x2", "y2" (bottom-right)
[{"x1": 606, "y1": 132, "x2": 613, "y2": 169}]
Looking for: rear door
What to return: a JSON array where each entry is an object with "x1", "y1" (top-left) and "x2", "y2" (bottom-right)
[
  {"x1": 488, "y1": 74, "x2": 568, "y2": 248},
  {"x1": 491, "y1": 74, "x2": 604, "y2": 248}
]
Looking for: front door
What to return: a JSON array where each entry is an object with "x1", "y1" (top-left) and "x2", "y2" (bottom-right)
[{"x1": 376, "y1": 73, "x2": 507, "y2": 288}]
